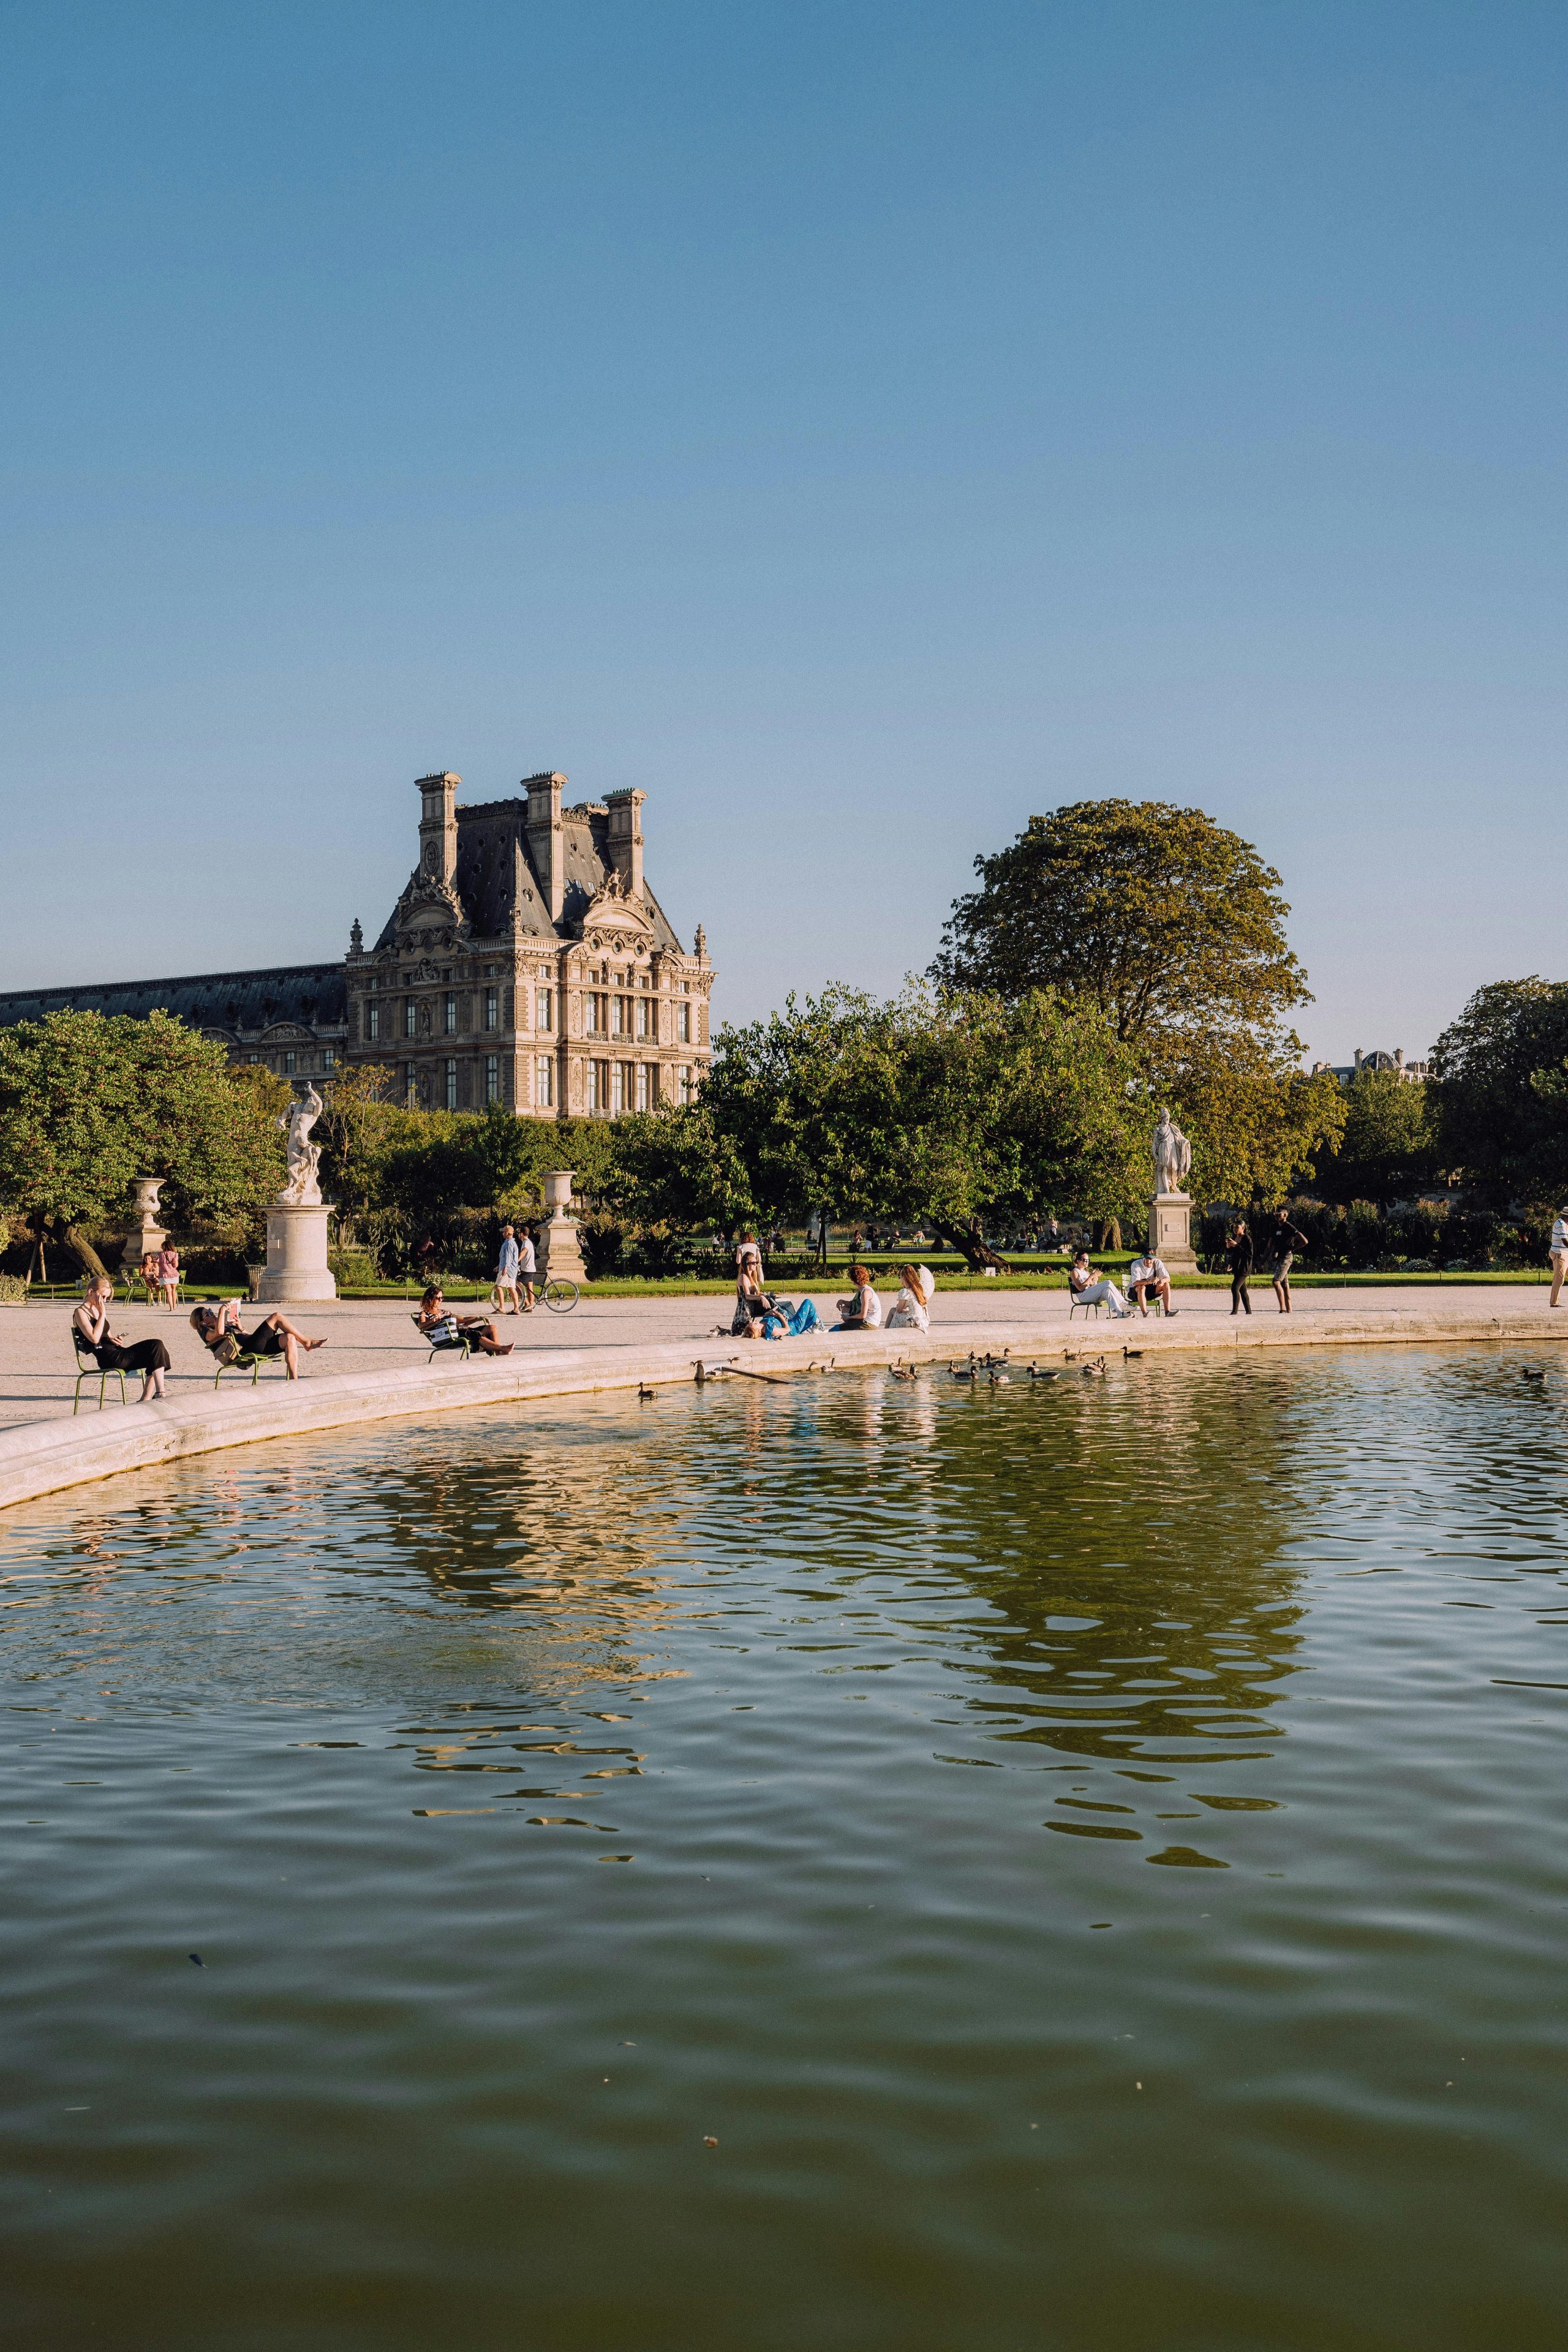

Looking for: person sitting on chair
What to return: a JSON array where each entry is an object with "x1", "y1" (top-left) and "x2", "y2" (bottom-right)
[
  {"x1": 831, "y1": 1265, "x2": 883, "y2": 1332},
  {"x1": 1067, "y1": 1250, "x2": 1133, "y2": 1319},
  {"x1": 190, "y1": 1297, "x2": 328, "y2": 1379},
  {"x1": 75, "y1": 1277, "x2": 171, "y2": 1401},
  {"x1": 415, "y1": 1286, "x2": 513, "y2": 1356},
  {"x1": 137, "y1": 1251, "x2": 160, "y2": 1302},
  {"x1": 1125, "y1": 1251, "x2": 1178, "y2": 1317}
]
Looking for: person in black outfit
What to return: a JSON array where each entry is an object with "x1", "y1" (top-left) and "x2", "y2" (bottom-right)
[
  {"x1": 1266, "y1": 1208, "x2": 1310, "y2": 1314},
  {"x1": 1226, "y1": 1219, "x2": 1253, "y2": 1316},
  {"x1": 74, "y1": 1278, "x2": 171, "y2": 1400}
]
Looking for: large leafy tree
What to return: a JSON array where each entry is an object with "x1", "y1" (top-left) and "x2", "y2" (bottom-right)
[
  {"x1": 1316, "y1": 1069, "x2": 1434, "y2": 1208},
  {"x1": 1430, "y1": 978, "x2": 1568, "y2": 1204},
  {"x1": 0, "y1": 1009, "x2": 284, "y2": 1278},
  {"x1": 702, "y1": 984, "x2": 1146, "y2": 1261},
  {"x1": 595, "y1": 1106, "x2": 755, "y2": 1235},
  {"x1": 930, "y1": 800, "x2": 1310, "y2": 1052},
  {"x1": 929, "y1": 799, "x2": 1335, "y2": 1204}
]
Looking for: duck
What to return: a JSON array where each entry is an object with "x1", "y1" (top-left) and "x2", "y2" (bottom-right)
[
  {"x1": 1081, "y1": 1356, "x2": 1108, "y2": 1378},
  {"x1": 638, "y1": 1383, "x2": 657, "y2": 1402},
  {"x1": 1027, "y1": 1362, "x2": 1061, "y2": 1381},
  {"x1": 950, "y1": 1360, "x2": 979, "y2": 1382},
  {"x1": 989, "y1": 1370, "x2": 1011, "y2": 1385}
]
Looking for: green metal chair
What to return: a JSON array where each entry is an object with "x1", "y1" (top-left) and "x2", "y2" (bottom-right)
[
  {"x1": 213, "y1": 1343, "x2": 286, "y2": 1389},
  {"x1": 72, "y1": 1329, "x2": 127, "y2": 1414},
  {"x1": 412, "y1": 1311, "x2": 473, "y2": 1364}
]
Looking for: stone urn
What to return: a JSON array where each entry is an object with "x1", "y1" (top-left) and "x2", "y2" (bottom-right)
[
  {"x1": 538, "y1": 1168, "x2": 587, "y2": 1284},
  {"x1": 126, "y1": 1176, "x2": 168, "y2": 1269}
]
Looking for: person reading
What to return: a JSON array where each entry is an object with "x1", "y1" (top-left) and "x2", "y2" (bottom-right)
[
  {"x1": 190, "y1": 1298, "x2": 328, "y2": 1380},
  {"x1": 75, "y1": 1278, "x2": 172, "y2": 1401},
  {"x1": 415, "y1": 1287, "x2": 513, "y2": 1357},
  {"x1": 832, "y1": 1265, "x2": 883, "y2": 1332},
  {"x1": 1067, "y1": 1250, "x2": 1133, "y2": 1319},
  {"x1": 1125, "y1": 1252, "x2": 1178, "y2": 1317}
]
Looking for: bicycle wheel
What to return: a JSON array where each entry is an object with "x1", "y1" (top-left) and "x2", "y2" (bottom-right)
[{"x1": 541, "y1": 1278, "x2": 579, "y2": 1313}]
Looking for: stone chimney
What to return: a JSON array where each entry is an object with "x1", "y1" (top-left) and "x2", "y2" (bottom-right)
[
  {"x1": 417, "y1": 772, "x2": 459, "y2": 889},
  {"x1": 605, "y1": 788, "x2": 646, "y2": 899},
  {"x1": 1395, "y1": 1047, "x2": 1404, "y2": 1071},
  {"x1": 1354, "y1": 1048, "x2": 1363, "y2": 1070},
  {"x1": 524, "y1": 772, "x2": 567, "y2": 924}
]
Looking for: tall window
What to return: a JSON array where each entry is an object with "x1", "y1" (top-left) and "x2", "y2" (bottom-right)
[
  {"x1": 484, "y1": 986, "x2": 499, "y2": 1032},
  {"x1": 485, "y1": 1054, "x2": 500, "y2": 1104},
  {"x1": 536, "y1": 1055, "x2": 554, "y2": 1108},
  {"x1": 636, "y1": 1063, "x2": 652, "y2": 1111},
  {"x1": 611, "y1": 995, "x2": 627, "y2": 1038},
  {"x1": 611, "y1": 1061, "x2": 625, "y2": 1114},
  {"x1": 323, "y1": 1046, "x2": 336, "y2": 1071},
  {"x1": 679, "y1": 1065, "x2": 693, "y2": 1103},
  {"x1": 679, "y1": 1002, "x2": 692, "y2": 1043},
  {"x1": 537, "y1": 987, "x2": 553, "y2": 1031},
  {"x1": 636, "y1": 997, "x2": 650, "y2": 1039},
  {"x1": 444, "y1": 993, "x2": 457, "y2": 1035},
  {"x1": 366, "y1": 1002, "x2": 380, "y2": 1041},
  {"x1": 284, "y1": 1050, "x2": 296, "y2": 1074},
  {"x1": 445, "y1": 1058, "x2": 458, "y2": 1110},
  {"x1": 404, "y1": 1064, "x2": 417, "y2": 1106},
  {"x1": 404, "y1": 999, "x2": 417, "y2": 1038},
  {"x1": 590, "y1": 1059, "x2": 611, "y2": 1112}
]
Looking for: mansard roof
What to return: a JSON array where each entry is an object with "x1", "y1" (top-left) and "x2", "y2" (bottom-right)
[
  {"x1": 372, "y1": 794, "x2": 687, "y2": 955},
  {"x1": 0, "y1": 963, "x2": 347, "y2": 1033}
]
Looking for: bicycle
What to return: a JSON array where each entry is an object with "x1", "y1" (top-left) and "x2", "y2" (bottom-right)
[{"x1": 488, "y1": 1276, "x2": 579, "y2": 1314}]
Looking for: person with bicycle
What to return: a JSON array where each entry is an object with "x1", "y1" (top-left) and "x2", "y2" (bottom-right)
[
  {"x1": 495, "y1": 1224, "x2": 522, "y2": 1316},
  {"x1": 518, "y1": 1223, "x2": 537, "y2": 1312}
]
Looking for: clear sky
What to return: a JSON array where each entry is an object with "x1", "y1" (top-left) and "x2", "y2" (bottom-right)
[{"x1": 2, "y1": 2, "x2": 1564, "y2": 1063}]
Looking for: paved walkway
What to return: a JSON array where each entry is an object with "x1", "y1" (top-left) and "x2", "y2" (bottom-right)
[{"x1": 5, "y1": 1281, "x2": 1561, "y2": 1434}]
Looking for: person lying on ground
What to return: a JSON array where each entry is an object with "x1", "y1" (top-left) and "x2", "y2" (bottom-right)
[
  {"x1": 1125, "y1": 1252, "x2": 1178, "y2": 1317},
  {"x1": 761, "y1": 1296, "x2": 821, "y2": 1340},
  {"x1": 415, "y1": 1286, "x2": 514, "y2": 1357},
  {"x1": 75, "y1": 1278, "x2": 171, "y2": 1401},
  {"x1": 885, "y1": 1264, "x2": 935, "y2": 1332},
  {"x1": 832, "y1": 1265, "x2": 883, "y2": 1332},
  {"x1": 190, "y1": 1297, "x2": 330, "y2": 1379},
  {"x1": 1067, "y1": 1250, "x2": 1134, "y2": 1319}
]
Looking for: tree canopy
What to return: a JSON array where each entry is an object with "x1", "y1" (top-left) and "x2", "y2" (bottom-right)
[
  {"x1": 1316, "y1": 1069, "x2": 1434, "y2": 1207},
  {"x1": 929, "y1": 799, "x2": 1310, "y2": 1054},
  {"x1": 1430, "y1": 978, "x2": 1568, "y2": 1204},
  {"x1": 0, "y1": 1009, "x2": 284, "y2": 1274}
]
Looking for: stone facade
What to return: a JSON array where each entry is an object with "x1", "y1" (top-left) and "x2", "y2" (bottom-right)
[
  {"x1": 1311, "y1": 1047, "x2": 1431, "y2": 1086},
  {"x1": 0, "y1": 963, "x2": 347, "y2": 1085},
  {"x1": 347, "y1": 771, "x2": 712, "y2": 1117},
  {"x1": 0, "y1": 766, "x2": 714, "y2": 1120}
]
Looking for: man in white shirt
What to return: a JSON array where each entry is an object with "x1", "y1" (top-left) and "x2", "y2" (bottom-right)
[
  {"x1": 1126, "y1": 1252, "x2": 1178, "y2": 1318},
  {"x1": 1550, "y1": 1207, "x2": 1568, "y2": 1308},
  {"x1": 495, "y1": 1225, "x2": 521, "y2": 1315},
  {"x1": 518, "y1": 1224, "x2": 537, "y2": 1312}
]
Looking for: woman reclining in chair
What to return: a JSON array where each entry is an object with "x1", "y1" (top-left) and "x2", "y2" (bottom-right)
[
  {"x1": 75, "y1": 1277, "x2": 172, "y2": 1401},
  {"x1": 190, "y1": 1298, "x2": 328, "y2": 1379},
  {"x1": 416, "y1": 1287, "x2": 514, "y2": 1357}
]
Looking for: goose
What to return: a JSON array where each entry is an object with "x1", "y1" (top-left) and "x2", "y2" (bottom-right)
[
  {"x1": 638, "y1": 1384, "x2": 657, "y2": 1402},
  {"x1": 1081, "y1": 1356, "x2": 1108, "y2": 1378}
]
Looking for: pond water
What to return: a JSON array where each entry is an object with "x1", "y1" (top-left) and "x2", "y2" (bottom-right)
[{"x1": 2, "y1": 1351, "x2": 1567, "y2": 2350}]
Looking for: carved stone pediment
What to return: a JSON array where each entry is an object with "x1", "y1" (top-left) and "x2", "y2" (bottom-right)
[
  {"x1": 573, "y1": 876, "x2": 655, "y2": 946},
  {"x1": 260, "y1": 1021, "x2": 316, "y2": 1042},
  {"x1": 393, "y1": 867, "x2": 467, "y2": 949}
]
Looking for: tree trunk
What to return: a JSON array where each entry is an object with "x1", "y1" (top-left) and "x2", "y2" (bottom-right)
[
  {"x1": 1094, "y1": 1218, "x2": 1122, "y2": 1253},
  {"x1": 930, "y1": 1218, "x2": 1012, "y2": 1274},
  {"x1": 61, "y1": 1223, "x2": 110, "y2": 1283}
]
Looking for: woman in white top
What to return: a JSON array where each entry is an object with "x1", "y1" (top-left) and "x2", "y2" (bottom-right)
[
  {"x1": 1067, "y1": 1249, "x2": 1133, "y2": 1319},
  {"x1": 1550, "y1": 1207, "x2": 1568, "y2": 1308},
  {"x1": 832, "y1": 1264, "x2": 883, "y2": 1331},
  {"x1": 886, "y1": 1264, "x2": 934, "y2": 1332}
]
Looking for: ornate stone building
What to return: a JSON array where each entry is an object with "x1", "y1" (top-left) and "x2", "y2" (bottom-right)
[
  {"x1": 0, "y1": 766, "x2": 714, "y2": 1118},
  {"x1": 347, "y1": 770, "x2": 713, "y2": 1115}
]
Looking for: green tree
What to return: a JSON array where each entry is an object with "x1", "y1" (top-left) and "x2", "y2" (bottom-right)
[
  {"x1": 1317, "y1": 1069, "x2": 1434, "y2": 1208},
  {"x1": 930, "y1": 800, "x2": 1310, "y2": 1052},
  {"x1": 1430, "y1": 978, "x2": 1568, "y2": 1204},
  {"x1": 1163, "y1": 1035, "x2": 1347, "y2": 1211},
  {"x1": 703, "y1": 984, "x2": 1145, "y2": 1262},
  {"x1": 598, "y1": 1105, "x2": 755, "y2": 1238},
  {"x1": 0, "y1": 1009, "x2": 283, "y2": 1279}
]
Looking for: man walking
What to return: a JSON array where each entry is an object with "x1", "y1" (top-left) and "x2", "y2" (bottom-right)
[
  {"x1": 495, "y1": 1223, "x2": 522, "y2": 1314},
  {"x1": 518, "y1": 1222, "x2": 537, "y2": 1311},
  {"x1": 1226, "y1": 1219, "x2": 1254, "y2": 1316},
  {"x1": 1266, "y1": 1208, "x2": 1310, "y2": 1315}
]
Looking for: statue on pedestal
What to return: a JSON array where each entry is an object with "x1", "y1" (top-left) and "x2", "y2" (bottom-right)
[
  {"x1": 1152, "y1": 1107, "x2": 1192, "y2": 1197},
  {"x1": 277, "y1": 1085, "x2": 325, "y2": 1206}
]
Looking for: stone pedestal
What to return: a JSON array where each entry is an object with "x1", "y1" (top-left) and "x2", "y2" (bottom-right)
[
  {"x1": 537, "y1": 1169, "x2": 587, "y2": 1284},
  {"x1": 257, "y1": 1202, "x2": 339, "y2": 1303},
  {"x1": 1148, "y1": 1191, "x2": 1199, "y2": 1275}
]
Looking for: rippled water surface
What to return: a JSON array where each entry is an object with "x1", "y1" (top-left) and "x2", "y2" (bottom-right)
[{"x1": 3, "y1": 1351, "x2": 1568, "y2": 2350}]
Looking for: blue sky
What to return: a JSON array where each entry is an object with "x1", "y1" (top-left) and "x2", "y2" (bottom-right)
[{"x1": 2, "y1": 1, "x2": 1563, "y2": 1063}]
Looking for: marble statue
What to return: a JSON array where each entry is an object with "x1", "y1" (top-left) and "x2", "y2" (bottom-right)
[
  {"x1": 278, "y1": 1084, "x2": 325, "y2": 1205},
  {"x1": 1152, "y1": 1107, "x2": 1191, "y2": 1196}
]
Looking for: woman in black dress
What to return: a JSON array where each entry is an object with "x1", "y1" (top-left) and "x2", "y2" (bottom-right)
[{"x1": 74, "y1": 1279, "x2": 172, "y2": 1401}]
